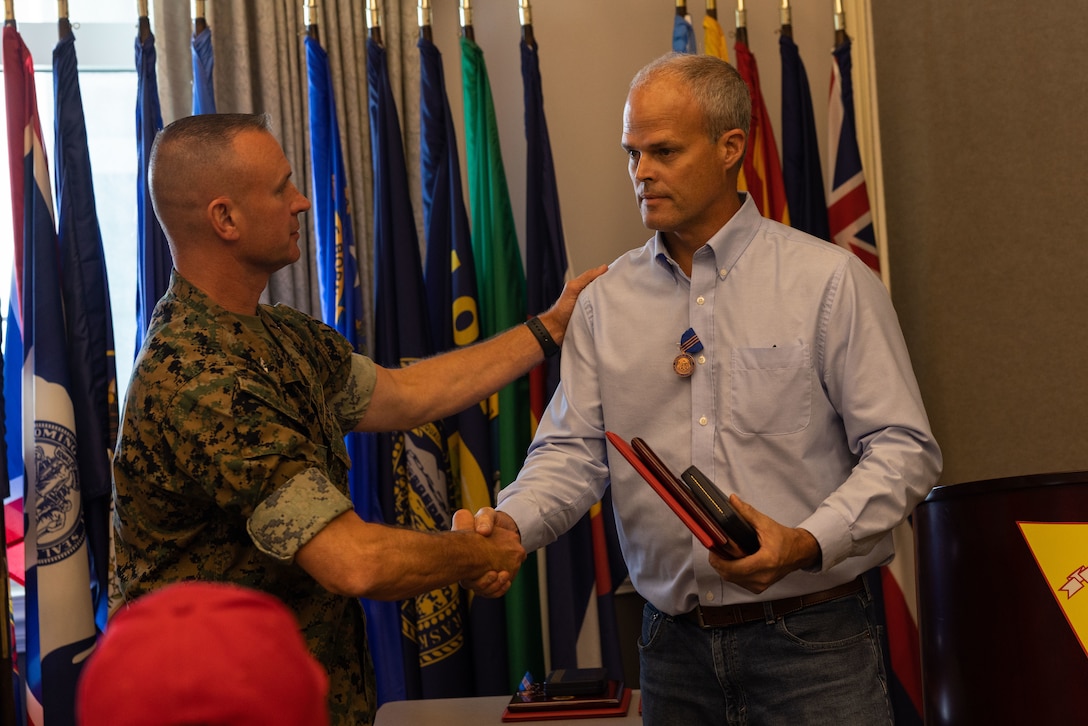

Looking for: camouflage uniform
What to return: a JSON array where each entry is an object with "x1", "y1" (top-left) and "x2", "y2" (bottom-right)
[{"x1": 114, "y1": 273, "x2": 379, "y2": 726}]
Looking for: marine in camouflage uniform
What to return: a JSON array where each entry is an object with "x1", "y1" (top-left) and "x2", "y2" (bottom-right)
[{"x1": 114, "y1": 272, "x2": 378, "y2": 725}]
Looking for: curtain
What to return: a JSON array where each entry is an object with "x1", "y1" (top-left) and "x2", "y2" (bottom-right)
[{"x1": 152, "y1": 0, "x2": 424, "y2": 346}]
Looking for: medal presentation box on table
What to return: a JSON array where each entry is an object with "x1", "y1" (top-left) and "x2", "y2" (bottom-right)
[{"x1": 502, "y1": 677, "x2": 631, "y2": 722}]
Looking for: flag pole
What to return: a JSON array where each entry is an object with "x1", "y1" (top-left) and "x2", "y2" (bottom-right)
[
  {"x1": 137, "y1": 0, "x2": 150, "y2": 42},
  {"x1": 305, "y1": 0, "x2": 318, "y2": 42},
  {"x1": 5, "y1": 0, "x2": 14, "y2": 27},
  {"x1": 193, "y1": 0, "x2": 207, "y2": 36},
  {"x1": 705, "y1": 0, "x2": 716, "y2": 20},
  {"x1": 459, "y1": 0, "x2": 473, "y2": 42},
  {"x1": 780, "y1": 0, "x2": 791, "y2": 38},
  {"x1": 834, "y1": 0, "x2": 846, "y2": 46},
  {"x1": 676, "y1": 0, "x2": 687, "y2": 19},
  {"x1": 366, "y1": 0, "x2": 382, "y2": 46},
  {"x1": 418, "y1": 0, "x2": 431, "y2": 43},
  {"x1": 734, "y1": 0, "x2": 747, "y2": 45},
  {"x1": 59, "y1": 0, "x2": 72, "y2": 38},
  {"x1": 519, "y1": 0, "x2": 534, "y2": 48}
]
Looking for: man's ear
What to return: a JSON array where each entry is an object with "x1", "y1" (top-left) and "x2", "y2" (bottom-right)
[
  {"x1": 719, "y1": 128, "x2": 746, "y2": 171},
  {"x1": 207, "y1": 197, "x2": 239, "y2": 240}
]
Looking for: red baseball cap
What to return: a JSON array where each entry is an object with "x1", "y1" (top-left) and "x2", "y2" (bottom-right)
[{"x1": 76, "y1": 581, "x2": 329, "y2": 726}]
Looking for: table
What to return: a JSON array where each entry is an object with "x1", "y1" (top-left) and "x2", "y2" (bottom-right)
[{"x1": 375, "y1": 690, "x2": 642, "y2": 725}]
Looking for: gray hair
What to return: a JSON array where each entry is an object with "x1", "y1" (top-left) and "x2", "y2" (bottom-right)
[{"x1": 630, "y1": 52, "x2": 751, "y2": 142}]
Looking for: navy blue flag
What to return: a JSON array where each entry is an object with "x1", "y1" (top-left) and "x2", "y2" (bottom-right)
[
  {"x1": 304, "y1": 33, "x2": 405, "y2": 708},
  {"x1": 191, "y1": 25, "x2": 216, "y2": 114},
  {"x1": 4, "y1": 24, "x2": 98, "y2": 725},
  {"x1": 53, "y1": 29, "x2": 119, "y2": 635},
  {"x1": 780, "y1": 33, "x2": 830, "y2": 241},
  {"x1": 419, "y1": 35, "x2": 508, "y2": 697},
  {"x1": 521, "y1": 37, "x2": 627, "y2": 683},
  {"x1": 135, "y1": 25, "x2": 172, "y2": 356},
  {"x1": 367, "y1": 37, "x2": 465, "y2": 700}
]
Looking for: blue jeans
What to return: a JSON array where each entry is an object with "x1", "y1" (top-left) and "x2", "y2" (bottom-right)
[{"x1": 638, "y1": 585, "x2": 892, "y2": 725}]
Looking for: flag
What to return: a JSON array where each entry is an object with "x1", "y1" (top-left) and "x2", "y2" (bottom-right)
[
  {"x1": 418, "y1": 35, "x2": 509, "y2": 697},
  {"x1": 672, "y1": 11, "x2": 696, "y2": 54},
  {"x1": 53, "y1": 27, "x2": 119, "y2": 636},
  {"x1": 461, "y1": 36, "x2": 542, "y2": 691},
  {"x1": 779, "y1": 33, "x2": 830, "y2": 241},
  {"x1": 367, "y1": 37, "x2": 466, "y2": 700},
  {"x1": 4, "y1": 24, "x2": 98, "y2": 726},
  {"x1": 828, "y1": 37, "x2": 879, "y2": 273},
  {"x1": 191, "y1": 24, "x2": 216, "y2": 114},
  {"x1": 829, "y1": 36, "x2": 913, "y2": 722},
  {"x1": 304, "y1": 34, "x2": 405, "y2": 707},
  {"x1": 521, "y1": 36, "x2": 626, "y2": 682},
  {"x1": 734, "y1": 40, "x2": 790, "y2": 224},
  {"x1": 703, "y1": 14, "x2": 728, "y2": 62},
  {"x1": 134, "y1": 25, "x2": 172, "y2": 356}
]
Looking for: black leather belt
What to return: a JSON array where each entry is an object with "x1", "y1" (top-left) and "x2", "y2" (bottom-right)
[{"x1": 681, "y1": 576, "x2": 866, "y2": 629}]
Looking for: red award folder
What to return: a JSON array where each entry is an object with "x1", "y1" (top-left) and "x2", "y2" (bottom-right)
[
  {"x1": 502, "y1": 682, "x2": 632, "y2": 722},
  {"x1": 605, "y1": 432, "x2": 751, "y2": 559}
]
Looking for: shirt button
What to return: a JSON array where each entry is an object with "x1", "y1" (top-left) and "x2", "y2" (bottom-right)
[
  {"x1": 706, "y1": 592, "x2": 715, "y2": 602},
  {"x1": 698, "y1": 355, "x2": 706, "y2": 365},
  {"x1": 720, "y1": 268, "x2": 728, "y2": 277},
  {"x1": 696, "y1": 296, "x2": 705, "y2": 305},
  {"x1": 699, "y1": 416, "x2": 708, "y2": 426}
]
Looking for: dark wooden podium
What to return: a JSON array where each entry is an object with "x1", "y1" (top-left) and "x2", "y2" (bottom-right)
[{"x1": 914, "y1": 472, "x2": 1088, "y2": 725}]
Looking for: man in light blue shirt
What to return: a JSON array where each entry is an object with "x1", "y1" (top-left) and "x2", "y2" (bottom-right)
[{"x1": 474, "y1": 53, "x2": 941, "y2": 723}]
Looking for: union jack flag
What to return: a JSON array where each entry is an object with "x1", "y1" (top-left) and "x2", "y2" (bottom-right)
[{"x1": 828, "y1": 37, "x2": 879, "y2": 273}]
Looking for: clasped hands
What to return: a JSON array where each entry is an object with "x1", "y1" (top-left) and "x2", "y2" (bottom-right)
[
  {"x1": 451, "y1": 508, "x2": 524, "y2": 598},
  {"x1": 453, "y1": 496, "x2": 821, "y2": 597}
]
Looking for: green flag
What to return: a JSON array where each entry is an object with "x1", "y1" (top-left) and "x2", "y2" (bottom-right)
[{"x1": 460, "y1": 36, "x2": 543, "y2": 689}]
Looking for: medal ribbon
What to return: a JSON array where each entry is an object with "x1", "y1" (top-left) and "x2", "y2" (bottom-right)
[{"x1": 680, "y1": 328, "x2": 703, "y2": 355}]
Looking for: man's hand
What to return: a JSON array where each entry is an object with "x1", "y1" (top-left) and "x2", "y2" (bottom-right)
[
  {"x1": 456, "y1": 508, "x2": 523, "y2": 597},
  {"x1": 706, "y1": 495, "x2": 821, "y2": 594},
  {"x1": 536, "y1": 265, "x2": 608, "y2": 346},
  {"x1": 451, "y1": 509, "x2": 524, "y2": 598}
]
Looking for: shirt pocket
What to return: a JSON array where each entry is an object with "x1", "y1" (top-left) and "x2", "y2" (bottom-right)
[{"x1": 730, "y1": 344, "x2": 812, "y2": 435}]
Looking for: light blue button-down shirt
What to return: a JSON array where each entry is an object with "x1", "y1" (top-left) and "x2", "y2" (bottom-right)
[{"x1": 499, "y1": 194, "x2": 941, "y2": 615}]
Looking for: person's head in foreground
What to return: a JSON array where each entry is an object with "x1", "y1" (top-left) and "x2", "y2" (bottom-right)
[{"x1": 76, "y1": 581, "x2": 328, "y2": 726}]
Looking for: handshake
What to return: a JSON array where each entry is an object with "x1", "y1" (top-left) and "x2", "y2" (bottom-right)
[{"x1": 451, "y1": 507, "x2": 524, "y2": 598}]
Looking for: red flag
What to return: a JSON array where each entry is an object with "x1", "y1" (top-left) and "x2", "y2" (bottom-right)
[{"x1": 734, "y1": 41, "x2": 789, "y2": 225}]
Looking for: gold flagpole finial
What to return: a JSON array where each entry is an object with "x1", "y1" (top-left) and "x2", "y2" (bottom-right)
[
  {"x1": 706, "y1": 0, "x2": 717, "y2": 18},
  {"x1": 304, "y1": 0, "x2": 319, "y2": 40},
  {"x1": 366, "y1": 0, "x2": 382, "y2": 43},
  {"x1": 137, "y1": 0, "x2": 149, "y2": 18},
  {"x1": 735, "y1": 0, "x2": 746, "y2": 29},
  {"x1": 834, "y1": 0, "x2": 846, "y2": 32},
  {"x1": 5, "y1": 0, "x2": 15, "y2": 26},
  {"x1": 59, "y1": 0, "x2": 71, "y2": 37},
  {"x1": 519, "y1": 0, "x2": 532, "y2": 27},
  {"x1": 418, "y1": 0, "x2": 431, "y2": 28},
  {"x1": 780, "y1": 0, "x2": 790, "y2": 27},
  {"x1": 459, "y1": 0, "x2": 473, "y2": 39}
]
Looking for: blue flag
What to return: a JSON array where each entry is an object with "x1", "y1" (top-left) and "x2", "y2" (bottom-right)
[
  {"x1": 4, "y1": 24, "x2": 98, "y2": 725},
  {"x1": 191, "y1": 25, "x2": 216, "y2": 114},
  {"x1": 419, "y1": 34, "x2": 508, "y2": 697},
  {"x1": 135, "y1": 25, "x2": 172, "y2": 356},
  {"x1": 780, "y1": 34, "x2": 830, "y2": 241},
  {"x1": 53, "y1": 28, "x2": 119, "y2": 635},
  {"x1": 368, "y1": 37, "x2": 465, "y2": 700},
  {"x1": 521, "y1": 37, "x2": 627, "y2": 682},
  {"x1": 672, "y1": 12, "x2": 696, "y2": 53},
  {"x1": 304, "y1": 33, "x2": 405, "y2": 708}
]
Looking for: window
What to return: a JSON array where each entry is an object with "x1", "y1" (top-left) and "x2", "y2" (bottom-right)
[{"x1": 1, "y1": 1, "x2": 140, "y2": 400}]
